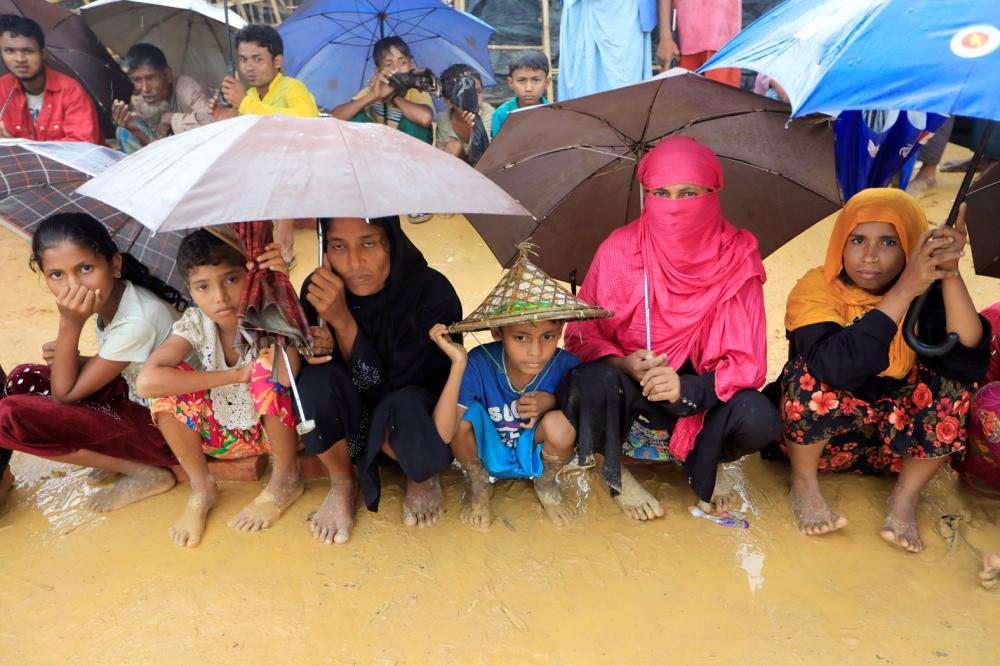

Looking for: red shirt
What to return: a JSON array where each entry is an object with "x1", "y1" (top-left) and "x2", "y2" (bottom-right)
[{"x1": 0, "y1": 67, "x2": 102, "y2": 143}]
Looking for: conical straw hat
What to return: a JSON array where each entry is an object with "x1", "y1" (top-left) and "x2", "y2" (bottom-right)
[{"x1": 449, "y1": 243, "x2": 613, "y2": 333}]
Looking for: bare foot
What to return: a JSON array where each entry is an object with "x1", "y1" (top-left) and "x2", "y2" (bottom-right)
[
  {"x1": 169, "y1": 483, "x2": 219, "y2": 548},
  {"x1": 85, "y1": 467, "x2": 119, "y2": 486},
  {"x1": 312, "y1": 479, "x2": 356, "y2": 545},
  {"x1": 84, "y1": 466, "x2": 176, "y2": 512},
  {"x1": 228, "y1": 472, "x2": 304, "y2": 532},
  {"x1": 979, "y1": 552, "x2": 1000, "y2": 590},
  {"x1": 403, "y1": 476, "x2": 443, "y2": 527},
  {"x1": 707, "y1": 463, "x2": 743, "y2": 514},
  {"x1": 790, "y1": 475, "x2": 847, "y2": 536},
  {"x1": 458, "y1": 460, "x2": 493, "y2": 530},
  {"x1": 880, "y1": 492, "x2": 924, "y2": 553},
  {"x1": 906, "y1": 174, "x2": 936, "y2": 196},
  {"x1": 533, "y1": 452, "x2": 575, "y2": 527},
  {"x1": 613, "y1": 465, "x2": 664, "y2": 521}
]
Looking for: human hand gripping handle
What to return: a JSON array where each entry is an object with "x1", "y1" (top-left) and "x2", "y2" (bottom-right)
[
  {"x1": 303, "y1": 325, "x2": 334, "y2": 365},
  {"x1": 623, "y1": 349, "x2": 666, "y2": 383},
  {"x1": 640, "y1": 365, "x2": 681, "y2": 403},
  {"x1": 899, "y1": 213, "x2": 968, "y2": 357},
  {"x1": 305, "y1": 267, "x2": 352, "y2": 329}
]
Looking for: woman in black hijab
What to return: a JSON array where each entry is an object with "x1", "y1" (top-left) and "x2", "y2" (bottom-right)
[{"x1": 298, "y1": 216, "x2": 462, "y2": 544}]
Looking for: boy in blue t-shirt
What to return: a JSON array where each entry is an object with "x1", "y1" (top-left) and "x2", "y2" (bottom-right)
[
  {"x1": 429, "y1": 319, "x2": 580, "y2": 530},
  {"x1": 491, "y1": 50, "x2": 551, "y2": 138}
]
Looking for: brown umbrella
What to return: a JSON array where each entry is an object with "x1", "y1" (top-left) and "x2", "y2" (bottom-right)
[
  {"x1": 966, "y1": 162, "x2": 1000, "y2": 278},
  {"x1": 468, "y1": 71, "x2": 842, "y2": 283},
  {"x1": 0, "y1": 0, "x2": 133, "y2": 138}
]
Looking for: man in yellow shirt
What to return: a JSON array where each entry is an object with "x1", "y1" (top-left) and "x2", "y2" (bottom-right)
[
  {"x1": 209, "y1": 24, "x2": 318, "y2": 265},
  {"x1": 210, "y1": 24, "x2": 318, "y2": 118}
]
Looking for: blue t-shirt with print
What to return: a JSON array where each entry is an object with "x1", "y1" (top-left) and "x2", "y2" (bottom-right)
[{"x1": 458, "y1": 341, "x2": 579, "y2": 448}]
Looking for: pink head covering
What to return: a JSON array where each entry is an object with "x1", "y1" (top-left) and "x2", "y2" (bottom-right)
[{"x1": 565, "y1": 136, "x2": 768, "y2": 460}]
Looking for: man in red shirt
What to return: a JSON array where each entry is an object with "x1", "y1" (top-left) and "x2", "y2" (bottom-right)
[{"x1": 0, "y1": 15, "x2": 101, "y2": 143}]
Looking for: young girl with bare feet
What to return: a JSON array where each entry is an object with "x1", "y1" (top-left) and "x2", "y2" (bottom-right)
[
  {"x1": 0, "y1": 214, "x2": 184, "y2": 511},
  {"x1": 136, "y1": 231, "x2": 304, "y2": 547},
  {"x1": 426, "y1": 250, "x2": 602, "y2": 529},
  {"x1": 558, "y1": 137, "x2": 781, "y2": 521},
  {"x1": 780, "y1": 189, "x2": 989, "y2": 553}
]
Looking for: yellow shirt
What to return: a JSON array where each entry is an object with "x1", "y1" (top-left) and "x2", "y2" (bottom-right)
[
  {"x1": 239, "y1": 73, "x2": 319, "y2": 117},
  {"x1": 352, "y1": 87, "x2": 433, "y2": 129}
]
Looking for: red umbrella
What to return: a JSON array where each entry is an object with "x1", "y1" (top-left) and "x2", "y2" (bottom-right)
[
  {"x1": 0, "y1": 0, "x2": 133, "y2": 137},
  {"x1": 229, "y1": 220, "x2": 315, "y2": 435}
]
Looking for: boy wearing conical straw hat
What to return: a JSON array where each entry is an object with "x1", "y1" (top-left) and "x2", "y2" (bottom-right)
[{"x1": 429, "y1": 246, "x2": 612, "y2": 529}]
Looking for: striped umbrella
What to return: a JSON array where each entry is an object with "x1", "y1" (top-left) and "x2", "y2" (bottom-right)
[{"x1": 0, "y1": 139, "x2": 186, "y2": 292}]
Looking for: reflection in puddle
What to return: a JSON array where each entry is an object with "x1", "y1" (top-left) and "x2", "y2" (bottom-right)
[{"x1": 14, "y1": 459, "x2": 104, "y2": 535}]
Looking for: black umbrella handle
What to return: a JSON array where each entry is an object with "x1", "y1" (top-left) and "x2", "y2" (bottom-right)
[{"x1": 903, "y1": 120, "x2": 995, "y2": 356}]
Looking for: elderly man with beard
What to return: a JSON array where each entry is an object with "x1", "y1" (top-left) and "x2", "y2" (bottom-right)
[
  {"x1": 0, "y1": 15, "x2": 101, "y2": 143},
  {"x1": 111, "y1": 43, "x2": 214, "y2": 153}
]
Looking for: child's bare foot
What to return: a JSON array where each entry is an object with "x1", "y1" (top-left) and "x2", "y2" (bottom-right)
[
  {"x1": 228, "y1": 471, "x2": 304, "y2": 532},
  {"x1": 85, "y1": 467, "x2": 119, "y2": 486},
  {"x1": 790, "y1": 475, "x2": 847, "y2": 535},
  {"x1": 403, "y1": 475, "x2": 443, "y2": 527},
  {"x1": 169, "y1": 483, "x2": 219, "y2": 547},
  {"x1": 880, "y1": 491, "x2": 924, "y2": 553},
  {"x1": 312, "y1": 479, "x2": 356, "y2": 545},
  {"x1": 458, "y1": 460, "x2": 493, "y2": 530},
  {"x1": 613, "y1": 466, "x2": 664, "y2": 521},
  {"x1": 84, "y1": 466, "x2": 176, "y2": 512},
  {"x1": 979, "y1": 552, "x2": 1000, "y2": 589}
]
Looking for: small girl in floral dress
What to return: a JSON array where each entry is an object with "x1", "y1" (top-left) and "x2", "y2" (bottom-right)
[
  {"x1": 136, "y1": 230, "x2": 303, "y2": 548},
  {"x1": 777, "y1": 189, "x2": 990, "y2": 553}
]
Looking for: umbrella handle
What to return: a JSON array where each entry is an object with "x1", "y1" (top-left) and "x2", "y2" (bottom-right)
[
  {"x1": 279, "y1": 345, "x2": 316, "y2": 436},
  {"x1": 903, "y1": 121, "x2": 994, "y2": 356}
]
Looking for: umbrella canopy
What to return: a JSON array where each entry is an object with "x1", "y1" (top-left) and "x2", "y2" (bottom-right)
[
  {"x1": 0, "y1": 0, "x2": 133, "y2": 137},
  {"x1": 278, "y1": 0, "x2": 495, "y2": 110},
  {"x1": 966, "y1": 163, "x2": 1000, "y2": 278},
  {"x1": 80, "y1": 0, "x2": 245, "y2": 87},
  {"x1": 0, "y1": 139, "x2": 186, "y2": 291},
  {"x1": 76, "y1": 114, "x2": 529, "y2": 233},
  {"x1": 467, "y1": 71, "x2": 842, "y2": 282},
  {"x1": 701, "y1": 0, "x2": 1000, "y2": 121},
  {"x1": 228, "y1": 220, "x2": 312, "y2": 348}
]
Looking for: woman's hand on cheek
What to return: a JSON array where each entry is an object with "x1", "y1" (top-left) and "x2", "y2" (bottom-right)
[
  {"x1": 305, "y1": 268, "x2": 351, "y2": 327},
  {"x1": 895, "y1": 228, "x2": 963, "y2": 299}
]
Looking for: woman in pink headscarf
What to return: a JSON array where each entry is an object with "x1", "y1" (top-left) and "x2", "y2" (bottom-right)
[{"x1": 557, "y1": 136, "x2": 780, "y2": 519}]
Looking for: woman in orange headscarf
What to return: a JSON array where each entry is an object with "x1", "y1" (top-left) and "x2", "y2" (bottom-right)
[{"x1": 779, "y1": 188, "x2": 989, "y2": 553}]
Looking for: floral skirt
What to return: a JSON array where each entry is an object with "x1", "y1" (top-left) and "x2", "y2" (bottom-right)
[
  {"x1": 779, "y1": 356, "x2": 972, "y2": 475},
  {"x1": 149, "y1": 354, "x2": 296, "y2": 460},
  {"x1": 951, "y1": 381, "x2": 1000, "y2": 497}
]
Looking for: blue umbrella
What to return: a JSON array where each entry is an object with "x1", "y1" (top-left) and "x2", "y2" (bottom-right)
[
  {"x1": 278, "y1": 0, "x2": 496, "y2": 111},
  {"x1": 702, "y1": 0, "x2": 999, "y2": 356},
  {"x1": 701, "y1": 0, "x2": 1000, "y2": 120}
]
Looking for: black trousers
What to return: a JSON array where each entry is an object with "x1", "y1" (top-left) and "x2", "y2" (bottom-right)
[
  {"x1": 297, "y1": 363, "x2": 452, "y2": 511},
  {"x1": 557, "y1": 362, "x2": 781, "y2": 501}
]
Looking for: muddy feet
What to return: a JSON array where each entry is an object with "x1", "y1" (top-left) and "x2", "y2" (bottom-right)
[
  {"x1": 790, "y1": 475, "x2": 847, "y2": 536},
  {"x1": 312, "y1": 479, "x2": 357, "y2": 545},
  {"x1": 84, "y1": 466, "x2": 176, "y2": 512},
  {"x1": 458, "y1": 461, "x2": 493, "y2": 531},
  {"x1": 85, "y1": 467, "x2": 119, "y2": 486},
  {"x1": 706, "y1": 463, "x2": 743, "y2": 514},
  {"x1": 533, "y1": 476, "x2": 575, "y2": 527},
  {"x1": 613, "y1": 466, "x2": 664, "y2": 521},
  {"x1": 880, "y1": 491, "x2": 923, "y2": 553},
  {"x1": 228, "y1": 472, "x2": 304, "y2": 532},
  {"x1": 979, "y1": 552, "x2": 1000, "y2": 590},
  {"x1": 169, "y1": 483, "x2": 219, "y2": 548},
  {"x1": 403, "y1": 475, "x2": 443, "y2": 528}
]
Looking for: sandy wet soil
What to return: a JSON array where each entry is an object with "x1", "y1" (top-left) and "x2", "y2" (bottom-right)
[{"x1": 1, "y1": 147, "x2": 999, "y2": 664}]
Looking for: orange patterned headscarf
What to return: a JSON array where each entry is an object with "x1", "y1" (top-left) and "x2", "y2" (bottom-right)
[{"x1": 785, "y1": 188, "x2": 929, "y2": 379}]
